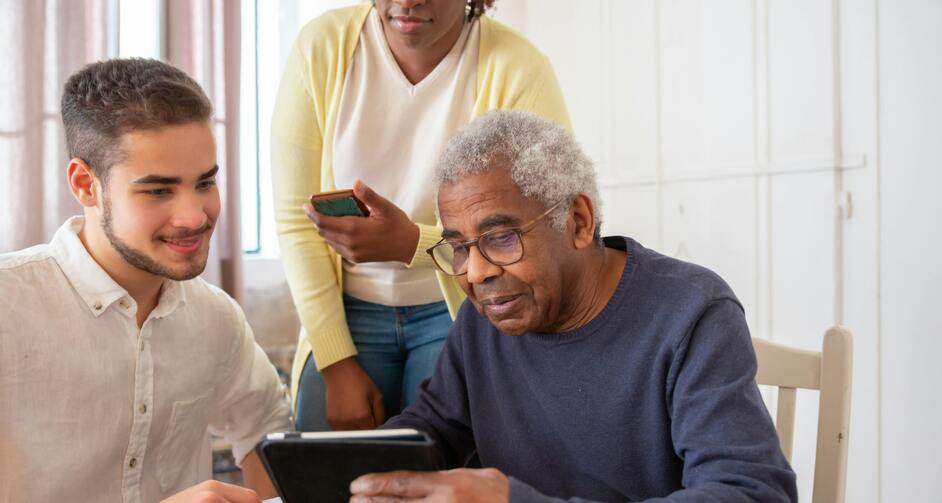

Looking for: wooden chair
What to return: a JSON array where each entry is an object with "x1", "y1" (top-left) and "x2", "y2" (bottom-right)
[{"x1": 752, "y1": 327, "x2": 853, "y2": 503}]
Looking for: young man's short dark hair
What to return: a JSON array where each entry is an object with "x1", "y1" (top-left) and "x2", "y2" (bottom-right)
[{"x1": 60, "y1": 58, "x2": 213, "y2": 185}]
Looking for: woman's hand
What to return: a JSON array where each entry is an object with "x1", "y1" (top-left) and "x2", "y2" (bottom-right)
[
  {"x1": 304, "y1": 180, "x2": 420, "y2": 264},
  {"x1": 321, "y1": 356, "x2": 386, "y2": 430}
]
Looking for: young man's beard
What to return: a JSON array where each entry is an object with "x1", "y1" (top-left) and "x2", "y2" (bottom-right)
[{"x1": 101, "y1": 195, "x2": 211, "y2": 281}]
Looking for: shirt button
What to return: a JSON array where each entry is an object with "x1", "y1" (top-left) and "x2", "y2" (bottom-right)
[
  {"x1": 93, "y1": 301, "x2": 103, "y2": 311},
  {"x1": 129, "y1": 458, "x2": 137, "y2": 468},
  {"x1": 139, "y1": 404, "x2": 147, "y2": 414},
  {"x1": 119, "y1": 300, "x2": 129, "y2": 309}
]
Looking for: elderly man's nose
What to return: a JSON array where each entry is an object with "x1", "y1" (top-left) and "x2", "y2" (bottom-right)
[{"x1": 465, "y1": 246, "x2": 500, "y2": 284}]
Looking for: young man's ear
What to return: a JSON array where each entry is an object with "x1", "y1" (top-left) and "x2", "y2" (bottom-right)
[
  {"x1": 568, "y1": 193, "x2": 597, "y2": 250},
  {"x1": 67, "y1": 158, "x2": 100, "y2": 208}
]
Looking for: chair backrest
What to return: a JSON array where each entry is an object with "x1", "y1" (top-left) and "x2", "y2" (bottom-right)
[{"x1": 752, "y1": 327, "x2": 853, "y2": 503}]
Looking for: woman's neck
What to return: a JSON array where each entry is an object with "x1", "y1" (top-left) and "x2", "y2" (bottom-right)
[{"x1": 383, "y1": 17, "x2": 465, "y2": 84}]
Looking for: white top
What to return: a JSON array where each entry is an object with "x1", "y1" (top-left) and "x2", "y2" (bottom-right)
[
  {"x1": 333, "y1": 8, "x2": 480, "y2": 306},
  {"x1": 0, "y1": 217, "x2": 293, "y2": 503}
]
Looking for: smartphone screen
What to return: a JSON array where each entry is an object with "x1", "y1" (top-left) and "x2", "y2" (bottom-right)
[
  {"x1": 310, "y1": 190, "x2": 369, "y2": 217},
  {"x1": 313, "y1": 196, "x2": 365, "y2": 217}
]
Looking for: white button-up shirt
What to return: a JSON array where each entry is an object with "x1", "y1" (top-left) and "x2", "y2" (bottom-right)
[{"x1": 0, "y1": 217, "x2": 293, "y2": 502}]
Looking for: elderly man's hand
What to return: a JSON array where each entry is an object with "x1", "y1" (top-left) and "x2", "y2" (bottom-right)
[
  {"x1": 304, "y1": 180, "x2": 420, "y2": 264},
  {"x1": 349, "y1": 468, "x2": 509, "y2": 503}
]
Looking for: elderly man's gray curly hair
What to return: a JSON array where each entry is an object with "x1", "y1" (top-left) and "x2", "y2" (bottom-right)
[{"x1": 435, "y1": 110, "x2": 602, "y2": 239}]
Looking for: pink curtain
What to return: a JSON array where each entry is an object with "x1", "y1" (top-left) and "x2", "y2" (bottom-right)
[
  {"x1": 165, "y1": 0, "x2": 243, "y2": 301},
  {"x1": 0, "y1": 0, "x2": 114, "y2": 252},
  {"x1": 0, "y1": 0, "x2": 243, "y2": 301}
]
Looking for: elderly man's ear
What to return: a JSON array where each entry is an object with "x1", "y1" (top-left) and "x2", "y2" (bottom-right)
[{"x1": 568, "y1": 193, "x2": 598, "y2": 250}]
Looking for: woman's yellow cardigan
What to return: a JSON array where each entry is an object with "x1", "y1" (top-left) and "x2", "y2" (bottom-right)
[{"x1": 270, "y1": 3, "x2": 571, "y2": 404}]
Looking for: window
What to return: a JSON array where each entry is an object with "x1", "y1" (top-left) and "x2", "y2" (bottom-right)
[
  {"x1": 239, "y1": 0, "x2": 360, "y2": 255},
  {"x1": 117, "y1": 0, "x2": 363, "y2": 255},
  {"x1": 118, "y1": 0, "x2": 161, "y2": 59}
]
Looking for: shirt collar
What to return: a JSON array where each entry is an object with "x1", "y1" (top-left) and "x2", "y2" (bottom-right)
[
  {"x1": 50, "y1": 216, "x2": 186, "y2": 318},
  {"x1": 152, "y1": 279, "x2": 186, "y2": 319}
]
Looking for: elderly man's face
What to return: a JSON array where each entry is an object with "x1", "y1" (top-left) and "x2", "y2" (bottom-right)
[{"x1": 438, "y1": 168, "x2": 573, "y2": 335}]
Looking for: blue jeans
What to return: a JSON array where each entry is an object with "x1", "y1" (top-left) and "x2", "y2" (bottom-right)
[{"x1": 295, "y1": 294, "x2": 452, "y2": 431}]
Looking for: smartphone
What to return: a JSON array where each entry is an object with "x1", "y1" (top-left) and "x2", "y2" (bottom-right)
[{"x1": 309, "y1": 189, "x2": 369, "y2": 217}]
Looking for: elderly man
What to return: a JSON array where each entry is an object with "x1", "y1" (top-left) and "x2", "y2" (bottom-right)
[{"x1": 349, "y1": 110, "x2": 797, "y2": 502}]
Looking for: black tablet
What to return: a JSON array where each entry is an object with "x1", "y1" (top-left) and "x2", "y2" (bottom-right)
[{"x1": 255, "y1": 428, "x2": 441, "y2": 503}]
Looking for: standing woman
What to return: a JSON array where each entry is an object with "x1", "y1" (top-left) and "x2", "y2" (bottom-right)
[{"x1": 272, "y1": 0, "x2": 570, "y2": 431}]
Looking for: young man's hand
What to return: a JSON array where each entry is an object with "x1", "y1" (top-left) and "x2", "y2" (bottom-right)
[
  {"x1": 321, "y1": 356, "x2": 386, "y2": 430},
  {"x1": 349, "y1": 468, "x2": 509, "y2": 503},
  {"x1": 240, "y1": 451, "x2": 278, "y2": 499},
  {"x1": 160, "y1": 480, "x2": 260, "y2": 503},
  {"x1": 303, "y1": 180, "x2": 420, "y2": 264}
]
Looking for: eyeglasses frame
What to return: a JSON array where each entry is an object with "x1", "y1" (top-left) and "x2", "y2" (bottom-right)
[{"x1": 426, "y1": 199, "x2": 566, "y2": 276}]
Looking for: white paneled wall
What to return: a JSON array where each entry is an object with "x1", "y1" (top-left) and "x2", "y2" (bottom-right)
[
  {"x1": 493, "y1": 0, "x2": 942, "y2": 501},
  {"x1": 837, "y1": 2, "x2": 882, "y2": 501},
  {"x1": 877, "y1": 1, "x2": 942, "y2": 501}
]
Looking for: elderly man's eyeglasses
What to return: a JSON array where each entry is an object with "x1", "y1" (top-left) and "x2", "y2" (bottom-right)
[{"x1": 426, "y1": 200, "x2": 565, "y2": 276}]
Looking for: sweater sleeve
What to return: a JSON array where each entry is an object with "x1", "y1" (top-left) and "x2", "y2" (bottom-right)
[
  {"x1": 652, "y1": 299, "x2": 798, "y2": 502},
  {"x1": 271, "y1": 35, "x2": 355, "y2": 370}
]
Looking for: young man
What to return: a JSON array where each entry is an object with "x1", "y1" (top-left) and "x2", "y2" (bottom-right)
[
  {"x1": 0, "y1": 59, "x2": 292, "y2": 503},
  {"x1": 350, "y1": 111, "x2": 798, "y2": 502}
]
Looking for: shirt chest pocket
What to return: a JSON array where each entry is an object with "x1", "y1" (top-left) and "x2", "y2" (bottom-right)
[{"x1": 156, "y1": 390, "x2": 214, "y2": 493}]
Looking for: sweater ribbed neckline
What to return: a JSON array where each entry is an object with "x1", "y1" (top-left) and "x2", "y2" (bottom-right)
[{"x1": 524, "y1": 236, "x2": 637, "y2": 344}]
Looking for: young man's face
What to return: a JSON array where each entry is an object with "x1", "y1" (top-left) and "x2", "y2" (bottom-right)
[{"x1": 99, "y1": 121, "x2": 219, "y2": 281}]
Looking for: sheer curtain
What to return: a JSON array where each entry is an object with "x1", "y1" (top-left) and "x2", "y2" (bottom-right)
[
  {"x1": 0, "y1": 0, "x2": 243, "y2": 301},
  {"x1": 0, "y1": 0, "x2": 114, "y2": 253},
  {"x1": 166, "y1": 0, "x2": 243, "y2": 300}
]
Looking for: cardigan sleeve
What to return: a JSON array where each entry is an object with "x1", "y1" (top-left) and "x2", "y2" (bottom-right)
[
  {"x1": 270, "y1": 28, "x2": 356, "y2": 371},
  {"x1": 516, "y1": 58, "x2": 571, "y2": 130},
  {"x1": 406, "y1": 222, "x2": 446, "y2": 269}
]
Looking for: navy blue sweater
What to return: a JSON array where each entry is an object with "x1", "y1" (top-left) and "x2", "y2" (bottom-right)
[{"x1": 386, "y1": 237, "x2": 797, "y2": 502}]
